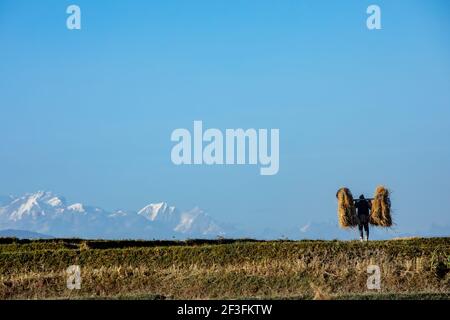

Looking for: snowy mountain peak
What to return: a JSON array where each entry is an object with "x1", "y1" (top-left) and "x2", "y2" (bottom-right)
[
  {"x1": 67, "y1": 203, "x2": 85, "y2": 213},
  {"x1": 1, "y1": 191, "x2": 66, "y2": 221},
  {"x1": 176, "y1": 207, "x2": 223, "y2": 235},
  {"x1": 47, "y1": 196, "x2": 65, "y2": 207},
  {"x1": 11, "y1": 194, "x2": 42, "y2": 220},
  {"x1": 138, "y1": 202, "x2": 177, "y2": 221}
]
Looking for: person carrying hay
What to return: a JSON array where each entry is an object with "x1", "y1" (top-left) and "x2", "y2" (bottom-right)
[{"x1": 355, "y1": 194, "x2": 371, "y2": 241}]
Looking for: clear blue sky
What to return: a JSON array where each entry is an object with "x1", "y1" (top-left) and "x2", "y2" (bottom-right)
[{"x1": 1, "y1": 0, "x2": 449, "y2": 234}]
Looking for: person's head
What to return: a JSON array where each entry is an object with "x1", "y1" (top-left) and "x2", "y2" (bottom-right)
[{"x1": 359, "y1": 194, "x2": 365, "y2": 200}]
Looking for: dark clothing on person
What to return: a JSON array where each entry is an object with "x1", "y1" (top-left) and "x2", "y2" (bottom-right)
[
  {"x1": 355, "y1": 199, "x2": 371, "y2": 240},
  {"x1": 355, "y1": 199, "x2": 370, "y2": 216}
]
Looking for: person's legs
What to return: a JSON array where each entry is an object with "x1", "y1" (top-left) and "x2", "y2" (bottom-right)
[
  {"x1": 364, "y1": 222, "x2": 369, "y2": 241},
  {"x1": 358, "y1": 223, "x2": 364, "y2": 240}
]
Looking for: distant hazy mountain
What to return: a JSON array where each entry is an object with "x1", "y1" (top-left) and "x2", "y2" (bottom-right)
[
  {"x1": 252, "y1": 221, "x2": 414, "y2": 241},
  {"x1": 0, "y1": 229, "x2": 53, "y2": 239},
  {"x1": 0, "y1": 191, "x2": 226, "y2": 239}
]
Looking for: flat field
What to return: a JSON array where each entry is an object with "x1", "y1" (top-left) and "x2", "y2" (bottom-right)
[{"x1": 0, "y1": 237, "x2": 449, "y2": 299}]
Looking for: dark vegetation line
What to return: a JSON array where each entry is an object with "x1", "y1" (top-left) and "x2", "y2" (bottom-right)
[{"x1": 0, "y1": 237, "x2": 449, "y2": 249}]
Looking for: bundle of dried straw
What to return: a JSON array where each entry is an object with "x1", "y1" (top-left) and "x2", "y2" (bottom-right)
[
  {"x1": 336, "y1": 187, "x2": 357, "y2": 228},
  {"x1": 370, "y1": 185, "x2": 392, "y2": 227}
]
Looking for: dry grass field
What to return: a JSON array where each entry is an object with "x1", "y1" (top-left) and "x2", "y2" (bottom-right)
[{"x1": 0, "y1": 237, "x2": 449, "y2": 299}]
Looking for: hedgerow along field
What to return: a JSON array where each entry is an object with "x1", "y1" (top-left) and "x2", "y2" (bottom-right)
[{"x1": 0, "y1": 237, "x2": 449, "y2": 299}]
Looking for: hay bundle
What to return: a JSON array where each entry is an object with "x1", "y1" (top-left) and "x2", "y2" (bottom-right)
[
  {"x1": 336, "y1": 187, "x2": 357, "y2": 228},
  {"x1": 370, "y1": 186, "x2": 392, "y2": 227}
]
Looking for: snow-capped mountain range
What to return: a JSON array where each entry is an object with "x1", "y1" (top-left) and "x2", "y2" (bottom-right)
[
  {"x1": 1, "y1": 191, "x2": 448, "y2": 240},
  {"x1": 0, "y1": 191, "x2": 225, "y2": 239}
]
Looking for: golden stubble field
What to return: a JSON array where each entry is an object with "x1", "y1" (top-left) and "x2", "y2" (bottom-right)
[{"x1": 0, "y1": 238, "x2": 449, "y2": 299}]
